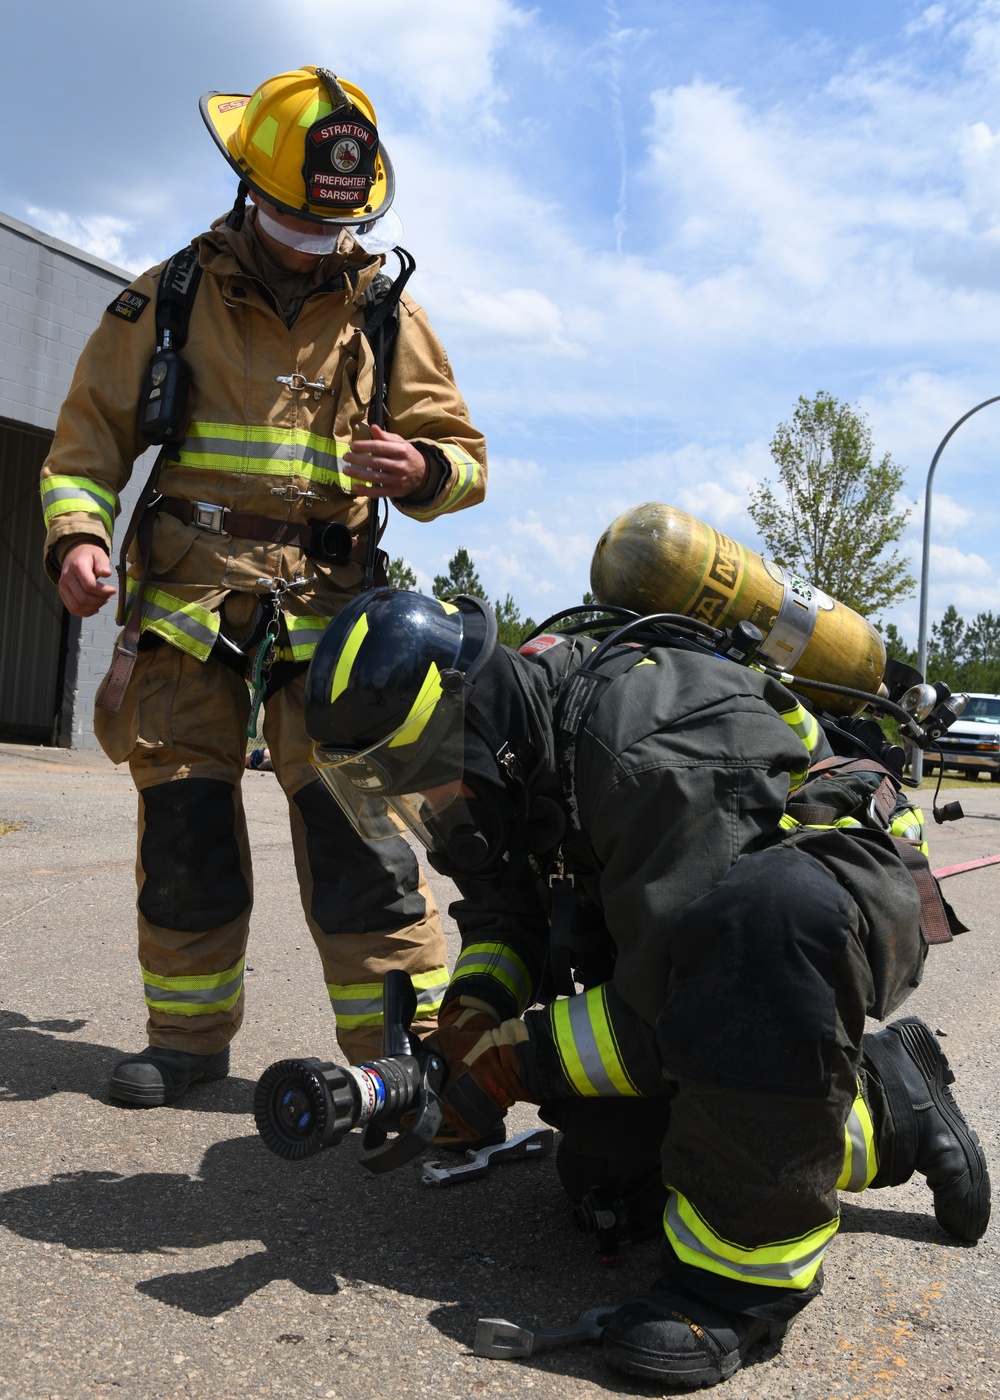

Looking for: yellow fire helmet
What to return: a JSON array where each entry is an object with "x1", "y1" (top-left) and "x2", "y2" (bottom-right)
[{"x1": 200, "y1": 66, "x2": 395, "y2": 228}]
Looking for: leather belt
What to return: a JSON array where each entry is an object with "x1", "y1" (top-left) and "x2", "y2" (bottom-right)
[{"x1": 156, "y1": 496, "x2": 365, "y2": 566}]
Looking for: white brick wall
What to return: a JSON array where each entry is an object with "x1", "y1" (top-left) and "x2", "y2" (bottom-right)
[{"x1": 0, "y1": 211, "x2": 150, "y2": 747}]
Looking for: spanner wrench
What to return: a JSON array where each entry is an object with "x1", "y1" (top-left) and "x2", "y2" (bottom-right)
[
  {"x1": 473, "y1": 1305, "x2": 617, "y2": 1359},
  {"x1": 419, "y1": 1126, "x2": 553, "y2": 1186}
]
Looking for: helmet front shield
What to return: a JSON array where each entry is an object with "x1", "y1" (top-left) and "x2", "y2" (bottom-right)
[{"x1": 312, "y1": 665, "x2": 467, "y2": 842}]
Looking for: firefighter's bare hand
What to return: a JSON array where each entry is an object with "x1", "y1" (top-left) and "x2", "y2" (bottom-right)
[
  {"x1": 58, "y1": 543, "x2": 115, "y2": 617},
  {"x1": 344, "y1": 423, "x2": 431, "y2": 499}
]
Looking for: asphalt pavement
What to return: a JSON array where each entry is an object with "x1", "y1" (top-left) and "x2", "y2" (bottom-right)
[{"x1": 0, "y1": 741, "x2": 998, "y2": 1399}]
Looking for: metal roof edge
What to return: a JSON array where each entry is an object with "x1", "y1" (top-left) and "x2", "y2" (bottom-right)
[{"x1": 0, "y1": 208, "x2": 135, "y2": 282}]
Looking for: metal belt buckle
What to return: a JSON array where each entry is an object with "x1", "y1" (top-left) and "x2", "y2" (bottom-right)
[{"x1": 192, "y1": 501, "x2": 225, "y2": 533}]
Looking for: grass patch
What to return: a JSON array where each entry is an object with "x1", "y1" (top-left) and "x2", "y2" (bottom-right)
[
  {"x1": 911, "y1": 771, "x2": 999, "y2": 791},
  {"x1": 0, "y1": 820, "x2": 25, "y2": 836}
]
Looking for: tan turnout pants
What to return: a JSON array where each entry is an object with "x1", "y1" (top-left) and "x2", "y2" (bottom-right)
[{"x1": 94, "y1": 637, "x2": 448, "y2": 1063}]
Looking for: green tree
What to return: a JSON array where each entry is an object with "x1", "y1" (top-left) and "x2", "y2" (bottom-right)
[
  {"x1": 964, "y1": 611, "x2": 1000, "y2": 668},
  {"x1": 494, "y1": 592, "x2": 537, "y2": 649},
  {"x1": 928, "y1": 603, "x2": 966, "y2": 683},
  {"x1": 387, "y1": 556, "x2": 418, "y2": 591},
  {"x1": 433, "y1": 546, "x2": 483, "y2": 600},
  {"x1": 879, "y1": 621, "x2": 916, "y2": 667},
  {"x1": 748, "y1": 391, "x2": 915, "y2": 618}
]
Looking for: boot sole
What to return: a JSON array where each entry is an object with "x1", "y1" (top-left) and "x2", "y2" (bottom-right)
[
  {"x1": 604, "y1": 1318, "x2": 784, "y2": 1387},
  {"x1": 108, "y1": 1051, "x2": 230, "y2": 1107},
  {"x1": 889, "y1": 1018, "x2": 991, "y2": 1242}
]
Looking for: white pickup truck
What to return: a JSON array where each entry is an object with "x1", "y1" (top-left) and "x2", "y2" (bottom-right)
[{"x1": 924, "y1": 692, "x2": 1000, "y2": 781}]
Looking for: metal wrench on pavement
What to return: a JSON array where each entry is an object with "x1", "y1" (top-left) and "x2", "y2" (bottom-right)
[
  {"x1": 474, "y1": 1305, "x2": 617, "y2": 1359},
  {"x1": 419, "y1": 1127, "x2": 554, "y2": 1186}
]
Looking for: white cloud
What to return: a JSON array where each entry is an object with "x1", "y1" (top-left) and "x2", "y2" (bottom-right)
[
  {"x1": 906, "y1": 4, "x2": 948, "y2": 35},
  {"x1": 26, "y1": 207, "x2": 136, "y2": 271},
  {"x1": 280, "y1": 0, "x2": 529, "y2": 119}
]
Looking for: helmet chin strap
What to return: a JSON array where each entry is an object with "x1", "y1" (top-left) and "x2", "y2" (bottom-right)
[{"x1": 226, "y1": 181, "x2": 248, "y2": 231}]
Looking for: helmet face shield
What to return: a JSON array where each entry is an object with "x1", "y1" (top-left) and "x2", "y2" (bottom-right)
[{"x1": 312, "y1": 677, "x2": 467, "y2": 843}]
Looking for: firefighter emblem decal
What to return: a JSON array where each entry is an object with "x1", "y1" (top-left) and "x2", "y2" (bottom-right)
[
  {"x1": 332, "y1": 138, "x2": 361, "y2": 172},
  {"x1": 303, "y1": 106, "x2": 379, "y2": 210}
]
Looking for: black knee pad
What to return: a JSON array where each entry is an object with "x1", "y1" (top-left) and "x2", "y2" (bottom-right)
[
  {"x1": 139, "y1": 779, "x2": 249, "y2": 932},
  {"x1": 293, "y1": 780, "x2": 427, "y2": 935},
  {"x1": 657, "y1": 847, "x2": 855, "y2": 1097}
]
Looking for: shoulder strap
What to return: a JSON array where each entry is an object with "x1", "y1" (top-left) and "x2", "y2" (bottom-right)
[
  {"x1": 362, "y1": 249, "x2": 415, "y2": 429},
  {"x1": 359, "y1": 249, "x2": 415, "y2": 590},
  {"x1": 554, "y1": 648, "x2": 639, "y2": 833},
  {"x1": 155, "y1": 245, "x2": 202, "y2": 351}
]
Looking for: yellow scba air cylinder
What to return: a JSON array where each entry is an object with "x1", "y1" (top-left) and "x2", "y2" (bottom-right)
[{"x1": 590, "y1": 502, "x2": 885, "y2": 716}]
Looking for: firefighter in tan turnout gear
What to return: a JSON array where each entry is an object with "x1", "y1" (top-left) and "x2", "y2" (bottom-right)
[
  {"x1": 305, "y1": 588, "x2": 991, "y2": 1389},
  {"x1": 39, "y1": 66, "x2": 486, "y2": 1105}
]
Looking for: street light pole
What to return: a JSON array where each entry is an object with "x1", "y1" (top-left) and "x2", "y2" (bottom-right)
[{"x1": 911, "y1": 395, "x2": 1000, "y2": 783}]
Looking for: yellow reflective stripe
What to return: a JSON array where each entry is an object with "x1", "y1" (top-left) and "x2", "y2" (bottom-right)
[
  {"x1": 125, "y1": 578, "x2": 220, "y2": 661},
  {"x1": 388, "y1": 661, "x2": 443, "y2": 749},
  {"x1": 176, "y1": 421, "x2": 354, "y2": 491},
  {"x1": 297, "y1": 97, "x2": 333, "y2": 127},
  {"x1": 251, "y1": 114, "x2": 280, "y2": 157},
  {"x1": 285, "y1": 613, "x2": 332, "y2": 662},
  {"x1": 330, "y1": 614, "x2": 369, "y2": 702},
  {"x1": 401, "y1": 447, "x2": 480, "y2": 521},
  {"x1": 779, "y1": 813, "x2": 864, "y2": 833},
  {"x1": 327, "y1": 966, "x2": 448, "y2": 1027},
  {"x1": 141, "y1": 957, "x2": 244, "y2": 1016},
  {"x1": 836, "y1": 1088, "x2": 877, "y2": 1192},
  {"x1": 451, "y1": 942, "x2": 533, "y2": 1010},
  {"x1": 550, "y1": 986, "x2": 640, "y2": 1097},
  {"x1": 776, "y1": 698, "x2": 822, "y2": 755},
  {"x1": 890, "y1": 805, "x2": 927, "y2": 855},
  {"x1": 40, "y1": 475, "x2": 118, "y2": 534},
  {"x1": 664, "y1": 1188, "x2": 838, "y2": 1290}
]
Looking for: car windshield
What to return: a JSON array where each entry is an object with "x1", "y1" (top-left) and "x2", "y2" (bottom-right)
[{"x1": 964, "y1": 697, "x2": 1000, "y2": 723}]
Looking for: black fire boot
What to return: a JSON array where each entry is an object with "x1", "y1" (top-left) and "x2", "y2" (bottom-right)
[
  {"x1": 602, "y1": 1279, "x2": 787, "y2": 1387},
  {"x1": 109, "y1": 1045, "x2": 231, "y2": 1106},
  {"x1": 862, "y1": 1016, "x2": 990, "y2": 1242}
]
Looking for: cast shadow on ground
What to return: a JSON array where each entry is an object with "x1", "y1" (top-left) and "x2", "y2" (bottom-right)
[
  {"x1": 838, "y1": 1197, "x2": 975, "y2": 1245},
  {"x1": 0, "y1": 1127, "x2": 668, "y2": 1388},
  {"x1": 0, "y1": 1009, "x2": 254, "y2": 1113}
]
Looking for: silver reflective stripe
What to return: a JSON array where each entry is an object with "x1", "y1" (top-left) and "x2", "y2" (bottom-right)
[
  {"x1": 127, "y1": 582, "x2": 218, "y2": 651},
  {"x1": 179, "y1": 431, "x2": 346, "y2": 480},
  {"x1": 842, "y1": 1103, "x2": 870, "y2": 1193},
  {"x1": 665, "y1": 1194, "x2": 833, "y2": 1284},
  {"x1": 329, "y1": 991, "x2": 383, "y2": 1019},
  {"x1": 561, "y1": 993, "x2": 620, "y2": 1097},
  {"x1": 453, "y1": 945, "x2": 533, "y2": 1008},
  {"x1": 143, "y1": 969, "x2": 243, "y2": 1007},
  {"x1": 415, "y1": 977, "x2": 448, "y2": 1008},
  {"x1": 287, "y1": 618, "x2": 332, "y2": 656},
  {"x1": 42, "y1": 484, "x2": 115, "y2": 509}
]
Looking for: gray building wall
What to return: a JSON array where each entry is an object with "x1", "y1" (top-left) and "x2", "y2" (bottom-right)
[{"x1": 0, "y1": 209, "x2": 151, "y2": 748}]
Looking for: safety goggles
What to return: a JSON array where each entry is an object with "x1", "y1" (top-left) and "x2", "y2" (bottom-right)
[{"x1": 256, "y1": 205, "x2": 403, "y2": 256}]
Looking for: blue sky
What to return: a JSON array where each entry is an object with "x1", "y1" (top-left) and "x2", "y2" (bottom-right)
[{"x1": 5, "y1": 0, "x2": 1000, "y2": 641}]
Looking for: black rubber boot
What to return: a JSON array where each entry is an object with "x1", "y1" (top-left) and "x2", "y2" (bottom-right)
[
  {"x1": 602, "y1": 1279, "x2": 787, "y2": 1387},
  {"x1": 109, "y1": 1045, "x2": 231, "y2": 1106},
  {"x1": 862, "y1": 1016, "x2": 991, "y2": 1242}
]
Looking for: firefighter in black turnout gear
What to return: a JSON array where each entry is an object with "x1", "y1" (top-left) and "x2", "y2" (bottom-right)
[{"x1": 305, "y1": 589, "x2": 991, "y2": 1389}]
